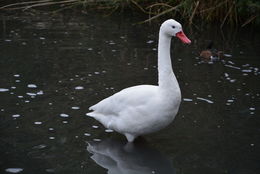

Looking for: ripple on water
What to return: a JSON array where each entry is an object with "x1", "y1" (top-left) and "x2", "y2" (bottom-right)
[{"x1": 5, "y1": 168, "x2": 23, "y2": 173}]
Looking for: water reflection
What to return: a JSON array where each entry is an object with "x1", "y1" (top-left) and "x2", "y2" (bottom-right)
[{"x1": 87, "y1": 138, "x2": 175, "y2": 174}]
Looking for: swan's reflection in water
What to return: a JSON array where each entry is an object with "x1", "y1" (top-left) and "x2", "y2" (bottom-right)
[{"x1": 87, "y1": 139, "x2": 175, "y2": 174}]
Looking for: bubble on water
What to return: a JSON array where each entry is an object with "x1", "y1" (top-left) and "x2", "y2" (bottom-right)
[
  {"x1": 49, "y1": 137, "x2": 55, "y2": 140},
  {"x1": 0, "y1": 88, "x2": 9, "y2": 92},
  {"x1": 92, "y1": 125, "x2": 99, "y2": 129},
  {"x1": 17, "y1": 96, "x2": 23, "y2": 98},
  {"x1": 49, "y1": 127, "x2": 54, "y2": 131},
  {"x1": 60, "y1": 113, "x2": 69, "y2": 118},
  {"x1": 62, "y1": 121, "x2": 68, "y2": 124},
  {"x1": 75, "y1": 86, "x2": 84, "y2": 90},
  {"x1": 146, "y1": 40, "x2": 154, "y2": 44},
  {"x1": 39, "y1": 37, "x2": 45, "y2": 40},
  {"x1": 24, "y1": 100, "x2": 30, "y2": 103},
  {"x1": 93, "y1": 138, "x2": 101, "y2": 142},
  {"x1": 227, "y1": 99, "x2": 234, "y2": 103},
  {"x1": 5, "y1": 168, "x2": 23, "y2": 173},
  {"x1": 5, "y1": 39, "x2": 12, "y2": 42},
  {"x1": 88, "y1": 48, "x2": 93, "y2": 51},
  {"x1": 15, "y1": 80, "x2": 20, "y2": 83},
  {"x1": 11, "y1": 86, "x2": 16, "y2": 89}
]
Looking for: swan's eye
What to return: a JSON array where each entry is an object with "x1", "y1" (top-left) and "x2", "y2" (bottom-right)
[{"x1": 172, "y1": 26, "x2": 175, "y2": 29}]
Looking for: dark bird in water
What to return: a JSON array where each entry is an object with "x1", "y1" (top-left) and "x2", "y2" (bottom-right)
[{"x1": 199, "y1": 41, "x2": 224, "y2": 61}]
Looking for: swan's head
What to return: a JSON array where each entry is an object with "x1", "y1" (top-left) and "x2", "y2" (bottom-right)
[{"x1": 160, "y1": 19, "x2": 191, "y2": 44}]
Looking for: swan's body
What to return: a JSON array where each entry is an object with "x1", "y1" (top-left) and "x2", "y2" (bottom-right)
[{"x1": 87, "y1": 19, "x2": 191, "y2": 142}]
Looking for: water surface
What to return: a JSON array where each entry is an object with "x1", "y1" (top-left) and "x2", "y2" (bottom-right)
[{"x1": 0, "y1": 12, "x2": 259, "y2": 174}]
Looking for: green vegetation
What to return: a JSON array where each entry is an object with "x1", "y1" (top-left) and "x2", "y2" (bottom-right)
[{"x1": 0, "y1": 0, "x2": 259, "y2": 26}]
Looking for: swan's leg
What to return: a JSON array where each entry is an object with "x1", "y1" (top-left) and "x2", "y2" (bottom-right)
[{"x1": 125, "y1": 133, "x2": 136, "y2": 142}]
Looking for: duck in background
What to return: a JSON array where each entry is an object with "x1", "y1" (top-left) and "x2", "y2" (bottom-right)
[{"x1": 199, "y1": 41, "x2": 231, "y2": 62}]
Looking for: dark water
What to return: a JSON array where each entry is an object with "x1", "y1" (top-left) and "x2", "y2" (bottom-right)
[{"x1": 0, "y1": 12, "x2": 259, "y2": 174}]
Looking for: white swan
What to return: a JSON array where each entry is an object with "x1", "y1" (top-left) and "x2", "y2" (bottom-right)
[{"x1": 86, "y1": 19, "x2": 191, "y2": 142}]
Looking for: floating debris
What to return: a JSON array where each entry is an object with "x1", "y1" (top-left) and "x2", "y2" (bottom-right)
[
  {"x1": 105, "y1": 129, "x2": 114, "y2": 133},
  {"x1": 71, "y1": 106, "x2": 80, "y2": 110},
  {"x1": 224, "y1": 64, "x2": 241, "y2": 70},
  {"x1": 60, "y1": 113, "x2": 69, "y2": 118},
  {"x1": 36, "y1": 90, "x2": 44, "y2": 95},
  {"x1": 5, "y1": 168, "x2": 23, "y2": 173},
  {"x1": 27, "y1": 84, "x2": 37, "y2": 88},
  {"x1": 0, "y1": 88, "x2": 9, "y2": 92},
  {"x1": 26, "y1": 92, "x2": 36, "y2": 96},
  {"x1": 197, "y1": 97, "x2": 214, "y2": 104},
  {"x1": 146, "y1": 40, "x2": 154, "y2": 44},
  {"x1": 183, "y1": 98, "x2": 193, "y2": 102},
  {"x1": 13, "y1": 74, "x2": 20, "y2": 77},
  {"x1": 12, "y1": 114, "x2": 21, "y2": 118},
  {"x1": 32, "y1": 144, "x2": 47, "y2": 149},
  {"x1": 34, "y1": 121, "x2": 42, "y2": 125},
  {"x1": 75, "y1": 86, "x2": 84, "y2": 90}
]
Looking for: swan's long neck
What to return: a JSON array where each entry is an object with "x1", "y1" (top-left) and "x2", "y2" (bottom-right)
[{"x1": 158, "y1": 31, "x2": 179, "y2": 91}]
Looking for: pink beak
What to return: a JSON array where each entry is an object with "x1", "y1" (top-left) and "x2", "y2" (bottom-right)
[{"x1": 176, "y1": 31, "x2": 191, "y2": 44}]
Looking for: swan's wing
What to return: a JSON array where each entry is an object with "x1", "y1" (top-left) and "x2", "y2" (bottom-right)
[{"x1": 87, "y1": 85, "x2": 158, "y2": 117}]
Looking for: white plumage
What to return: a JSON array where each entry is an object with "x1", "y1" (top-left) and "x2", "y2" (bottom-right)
[{"x1": 86, "y1": 19, "x2": 191, "y2": 142}]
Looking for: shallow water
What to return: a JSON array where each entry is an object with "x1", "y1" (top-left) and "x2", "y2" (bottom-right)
[{"x1": 0, "y1": 12, "x2": 259, "y2": 174}]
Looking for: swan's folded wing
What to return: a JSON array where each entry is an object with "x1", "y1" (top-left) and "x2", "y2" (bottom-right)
[{"x1": 87, "y1": 85, "x2": 158, "y2": 117}]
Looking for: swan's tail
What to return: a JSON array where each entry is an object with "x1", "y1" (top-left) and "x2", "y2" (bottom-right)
[{"x1": 86, "y1": 112, "x2": 112, "y2": 129}]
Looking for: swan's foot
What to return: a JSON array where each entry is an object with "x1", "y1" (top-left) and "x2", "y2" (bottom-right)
[{"x1": 124, "y1": 133, "x2": 136, "y2": 142}]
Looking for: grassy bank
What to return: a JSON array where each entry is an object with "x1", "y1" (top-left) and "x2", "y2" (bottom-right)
[{"x1": 0, "y1": 0, "x2": 259, "y2": 26}]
